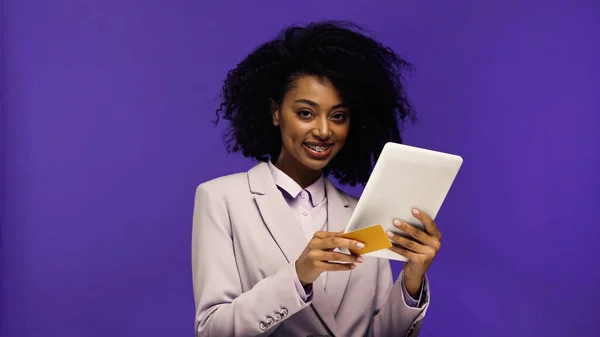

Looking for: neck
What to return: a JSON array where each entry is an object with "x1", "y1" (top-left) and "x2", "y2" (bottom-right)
[{"x1": 274, "y1": 154, "x2": 321, "y2": 189}]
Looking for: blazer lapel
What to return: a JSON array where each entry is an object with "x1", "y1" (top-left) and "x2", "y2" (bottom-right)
[
  {"x1": 321, "y1": 179, "x2": 354, "y2": 315},
  {"x1": 249, "y1": 162, "x2": 307, "y2": 264}
]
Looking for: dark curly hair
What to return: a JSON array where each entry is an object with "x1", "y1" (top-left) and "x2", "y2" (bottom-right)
[{"x1": 215, "y1": 20, "x2": 416, "y2": 186}]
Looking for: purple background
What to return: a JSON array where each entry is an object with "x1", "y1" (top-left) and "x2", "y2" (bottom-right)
[{"x1": 1, "y1": 0, "x2": 599, "y2": 336}]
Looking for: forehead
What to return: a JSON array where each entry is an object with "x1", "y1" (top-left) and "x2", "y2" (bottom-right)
[{"x1": 284, "y1": 75, "x2": 343, "y2": 105}]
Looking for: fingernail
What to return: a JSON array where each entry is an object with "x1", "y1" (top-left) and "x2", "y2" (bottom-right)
[
  {"x1": 357, "y1": 256, "x2": 364, "y2": 262},
  {"x1": 350, "y1": 264, "x2": 356, "y2": 269},
  {"x1": 387, "y1": 231, "x2": 395, "y2": 238},
  {"x1": 393, "y1": 220, "x2": 402, "y2": 227},
  {"x1": 356, "y1": 242, "x2": 365, "y2": 249},
  {"x1": 412, "y1": 208, "x2": 420, "y2": 215}
]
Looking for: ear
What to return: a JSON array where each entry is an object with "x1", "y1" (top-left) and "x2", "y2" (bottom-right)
[{"x1": 270, "y1": 100, "x2": 280, "y2": 126}]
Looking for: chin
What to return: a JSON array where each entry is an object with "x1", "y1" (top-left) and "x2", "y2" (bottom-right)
[{"x1": 301, "y1": 160, "x2": 330, "y2": 172}]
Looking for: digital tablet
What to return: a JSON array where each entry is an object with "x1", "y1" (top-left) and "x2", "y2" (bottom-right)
[{"x1": 343, "y1": 142, "x2": 463, "y2": 261}]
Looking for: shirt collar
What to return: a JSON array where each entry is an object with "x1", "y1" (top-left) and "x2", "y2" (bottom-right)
[{"x1": 267, "y1": 160, "x2": 326, "y2": 206}]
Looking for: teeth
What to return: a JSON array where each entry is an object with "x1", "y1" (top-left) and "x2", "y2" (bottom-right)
[{"x1": 306, "y1": 144, "x2": 330, "y2": 152}]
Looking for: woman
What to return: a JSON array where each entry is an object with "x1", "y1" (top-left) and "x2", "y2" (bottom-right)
[{"x1": 192, "y1": 21, "x2": 442, "y2": 337}]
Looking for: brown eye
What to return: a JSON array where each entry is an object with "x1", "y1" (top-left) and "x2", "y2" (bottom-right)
[
  {"x1": 331, "y1": 113, "x2": 347, "y2": 121},
  {"x1": 298, "y1": 110, "x2": 313, "y2": 118}
]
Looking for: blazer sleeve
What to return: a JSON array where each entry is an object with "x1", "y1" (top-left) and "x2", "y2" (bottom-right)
[
  {"x1": 191, "y1": 183, "x2": 312, "y2": 337},
  {"x1": 366, "y1": 259, "x2": 430, "y2": 337}
]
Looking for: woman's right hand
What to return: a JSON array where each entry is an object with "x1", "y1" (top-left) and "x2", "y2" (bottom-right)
[{"x1": 295, "y1": 231, "x2": 365, "y2": 286}]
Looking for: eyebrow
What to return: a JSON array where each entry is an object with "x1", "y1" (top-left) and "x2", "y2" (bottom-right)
[{"x1": 294, "y1": 99, "x2": 347, "y2": 110}]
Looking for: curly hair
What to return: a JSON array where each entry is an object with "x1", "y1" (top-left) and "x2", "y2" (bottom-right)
[{"x1": 214, "y1": 20, "x2": 416, "y2": 186}]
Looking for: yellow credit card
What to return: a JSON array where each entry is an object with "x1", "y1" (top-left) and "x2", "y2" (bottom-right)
[{"x1": 341, "y1": 224, "x2": 393, "y2": 255}]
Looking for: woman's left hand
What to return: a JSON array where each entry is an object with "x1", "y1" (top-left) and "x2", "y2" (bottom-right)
[{"x1": 386, "y1": 208, "x2": 442, "y2": 297}]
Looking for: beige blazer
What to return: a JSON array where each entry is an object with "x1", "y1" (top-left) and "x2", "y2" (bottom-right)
[{"x1": 192, "y1": 162, "x2": 429, "y2": 337}]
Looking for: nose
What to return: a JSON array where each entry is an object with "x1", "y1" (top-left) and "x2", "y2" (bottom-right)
[{"x1": 312, "y1": 117, "x2": 332, "y2": 140}]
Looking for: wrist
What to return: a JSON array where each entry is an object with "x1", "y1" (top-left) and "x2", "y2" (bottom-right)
[
  {"x1": 403, "y1": 272, "x2": 424, "y2": 298},
  {"x1": 295, "y1": 260, "x2": 310, "y2": 286}
]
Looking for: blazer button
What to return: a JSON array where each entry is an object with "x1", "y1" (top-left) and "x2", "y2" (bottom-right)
[
  {"x1": 266, "y1": 316, "x2": 274, "y2": 326},
  {"x1": 280, "y1": 308, "x2": 289, "y2": 317},
  {"x1": 274, "y1": 313, "x2": 282, "y2": 321},
  {"x1": 259, "y1": 321, "x2": 268, "y2": 331}
]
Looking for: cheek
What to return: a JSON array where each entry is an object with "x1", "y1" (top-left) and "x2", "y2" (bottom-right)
[{"x1": 280, "y1": 121, "x2": 304, "y2": 145}]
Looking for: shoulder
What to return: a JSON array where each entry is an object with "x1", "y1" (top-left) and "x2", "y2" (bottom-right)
[{"x1": 195, "y1": 171, "x2": 250, "y2": 199}]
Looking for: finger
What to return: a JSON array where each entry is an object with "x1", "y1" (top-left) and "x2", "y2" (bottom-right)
[
  {"x1": 318, "y1": 251, "x2": 363, "y2": 264},
  {"x1": 412, "y1": 208, "x2": 441, "y2": 239},
  {"x1": 308, "y1": 249, "x2": 358, "y2": 264},
  {"x1": 312, "y1": 231, "x2": 343, "y2": 239},
  {"x1": 386, "y1": 230, "x2": 435, "y2": 254},
  {"x1": 315, "y1": 260, "x2": 356, "y2": 271},
  {"x1": 315, "y1": 236, "x2": 365, "y2": 251},
  {"x1": 388, "y1": 245, "x2": 421, "y2": 261},
  {"x1": 393, "y1": 219, "x2": 427, "y2": 243},
  {"x1": 393, "y1": 220, "x2": 441, "y2": 251}
]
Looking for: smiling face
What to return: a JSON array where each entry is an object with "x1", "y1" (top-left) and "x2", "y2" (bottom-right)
[{"x1": 272, "y1": 75, "x2": 350, "y2": 187}]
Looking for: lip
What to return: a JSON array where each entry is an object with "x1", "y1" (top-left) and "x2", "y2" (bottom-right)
[
  {"x1": 302, "y1": 142, "x2": 334, "y2": 160},
  {"x1": 304, "y1": 142, "x2": 334, "y2": 147}
]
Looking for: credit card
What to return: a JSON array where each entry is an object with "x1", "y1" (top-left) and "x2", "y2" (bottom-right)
[{"x1": 341, "y1": 224, "x2": 393, "y2": 255}]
